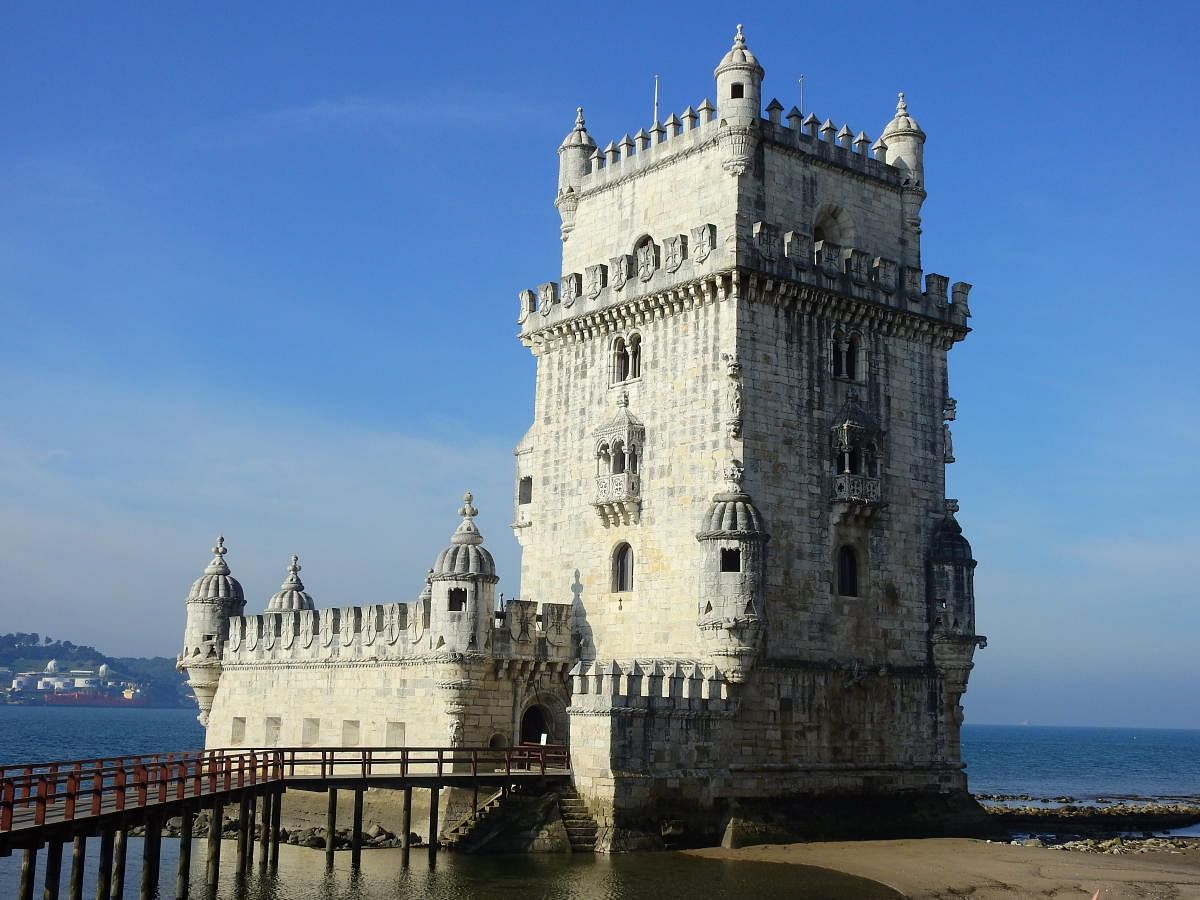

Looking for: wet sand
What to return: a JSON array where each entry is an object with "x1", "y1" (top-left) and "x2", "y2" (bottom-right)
[{"x1": 688, "y1": 838, "x2": 1200, "y2": 899}]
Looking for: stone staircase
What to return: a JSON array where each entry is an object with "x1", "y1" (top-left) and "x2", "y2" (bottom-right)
[
  {"x1": 557, "y1": 788, "x2": 598, "y2": 852},
  {"x1": 440, "y1": 788, "x2": 507, "y2": 851}
]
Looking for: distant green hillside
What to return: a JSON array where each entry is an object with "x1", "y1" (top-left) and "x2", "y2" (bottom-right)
[{"x1": 0, "y1": 633, "x2": 189, "y2": 706}]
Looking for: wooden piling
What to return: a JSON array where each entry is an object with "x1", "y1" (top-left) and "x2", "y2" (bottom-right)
[
  {"x1": 204, "y1": 802, "x2": 223, "y2": 890},
  {"x1": 427, "y1": 786, "x2": 439, "y2": 867},
  {"x1": 95, "y1": 829, "x2": 114, "y2": 900},
  {"x1": 111, "y1": 828, "x2": 127, "y2": 900},
  {"x1": 43, "y1": 839, "x2": 63, "y2": 900},
  {"x1": 350, "y1": 788, "x2": 363, "y2": 870},
  {"x1": 234, "y1": 795, "x2": 249, "y2": 877},
  {"x1": 400, "y1": 786, "x2": 412, "y2": 868},
  {"x1": 139, "y1": 815, "x2": 161, "y2": 900},
  {"x1": 324, "y1": 788, "x2": 337, "y2": 872},
  {"x1": 245, "y1": 791, "x2": 256, "y2": 870},
  {"x1": 268, "y1": 789, "x2": 282, "y2": 869},
  {"x1": 68, "y1": 835, "x2": 85, "y2": 900},
  {"x1": 257, "y1": 792, "x2": 270, "y2": 866},
  {"x1": 174, "y1": 808, "x2": 192, "y2": 900},
  {"x1": 18, "y1": 846, "x2": 37, "y2": 900}
]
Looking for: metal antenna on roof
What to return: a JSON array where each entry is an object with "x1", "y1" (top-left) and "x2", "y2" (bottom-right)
[{"x1": 653, "y1": 74, "x2": 660, "y2": 125}]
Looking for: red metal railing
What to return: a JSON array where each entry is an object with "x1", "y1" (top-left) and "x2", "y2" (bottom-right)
[{"x1": 0, "y1": 745, "x2": 567, "y2": 835}]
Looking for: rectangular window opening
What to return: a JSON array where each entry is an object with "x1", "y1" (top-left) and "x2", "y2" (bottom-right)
[
  {"x1": 720, "y1": 548, "x2": 742, "y2": 573},
  {"x1": 341, "y1": 720, "x2": 360, "y2": 746},
  {"x1": 730, "y1": 83, "x2": 744, "y2": 99},
  {"x1": 231, "y1": 717, "x2": 246, "y2": 746},
  {"x1": 448, "y1": 587, "x2": 467, "y2": 612},
  {"x1": 301, "y1": 718, "x2": 320, "y2": 747},
  {"x1": 518, "y1": 476, "x2": 533, "y2": 505}
]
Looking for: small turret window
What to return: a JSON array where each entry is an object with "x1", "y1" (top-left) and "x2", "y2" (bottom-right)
[
  {"x1": 518, "y1": 476, "x2": 532, "y2": 505},
  {"x1": 613, "y1": 543, "x2": 634, "y2": 592},
  {"x1": 730, "y1": 83, "x2": 744, "y2": 99},
  {"x1": 720, "y1": 548, "x2": 742, "y2": 573},
  {"x1": 448, "y1": 588, "x2": 467, "y2": 612},
  {"x1": 837, "y1": 545, "x2": 859, "y2": 597},
  {"x1": 629, "y1": 334, "x2": 642, "y2": 378}
]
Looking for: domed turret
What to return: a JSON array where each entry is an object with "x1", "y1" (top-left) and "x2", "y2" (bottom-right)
[
  {"x1": 427, "y1": 492, "x2": 499, "y2": 654},
  {"x1": 178, "y1": 536, "x2": 243, "y2": 727},
  {"x1": 266, "y1": 555, "x2": 316, "y2": 612},
  {"x1": 714, "y1": 24, "x2": 763, "y2": 129},
  {"x1": 556, "y1": 107, "x2": 595, "y2": 240},
  {"x1": 696, "y1": 461, "x2": 768, "y2": 683},
  {"x1": 881, "y1": 92, "x2": 926, "y2": 186},
  {"x1": 928, "y1": 500, "x2": 977, "y2": 636}
]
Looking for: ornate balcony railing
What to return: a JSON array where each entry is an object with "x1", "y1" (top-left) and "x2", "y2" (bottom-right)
[
  {"x1": 595, "y1": 472, "x2": 640, "y2": 503},
  {"x1": 833, "y1": 474, "x2": 880, "y2": 504}
]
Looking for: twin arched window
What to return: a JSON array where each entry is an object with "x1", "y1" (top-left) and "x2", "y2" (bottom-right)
[
  {"x1": 835, "y1": 443, "x2": 878, "y2": 477},
  {"x1": 597, "y1": 440, "x2": 639, "y2": 476},
  {"x1": 612, "y1": 543, "x2": 634, "y2": 592},
  {"x1": 832, "y1": 330, "x2": 862, "y2": 380},
  {"x1": 836, "y1": 545, "x2": 859, "y2": 597},
  {"x1": 613, "y1": 334, "x2": 642, "y2": 384}
]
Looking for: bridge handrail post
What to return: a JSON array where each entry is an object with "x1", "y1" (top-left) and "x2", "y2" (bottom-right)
[
  {"x1": 135, "y1": 764, "x2": 148, "y2": 807},
  {"x1": 34, "y1": 776, "x2": 48, "y2": 825},
  {"x1": 63, "y1": 771, "x2": 78, "y2": 820},
  {"x1": 250, "y1": 751, "x2": 258, "y2": 786},
  {"x1": 19, "y1": 766, "x2": 32, "y2": 806},
  {"x1": 192, "y1": 758, "x2": 202, "y2": 798},
  {"x1": 0, "y1": 778, "x2": 13, "y2": 831},
  {"x1": 437, "y1": 749, "x2": 443, "y2": 779},
  {"x1": 47, "y1": 764, "x2": 59, "y2": 804},
  {"x1": 401, "y1": 748, "x2": 408, "y2": 778},
  {"x1": 115, "y1": 767, "x2": 127, "y2": 811},
  {"x1": 92, "y1": 760, "x2": 104, "y2": 815},
  {"x1": 158, "y1": 760, "x2": 168, "y2": 803}
]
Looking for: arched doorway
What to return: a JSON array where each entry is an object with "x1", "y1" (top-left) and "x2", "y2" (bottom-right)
[{"x1": 520, "y1": 704, "x2": 551, "y2": 745}]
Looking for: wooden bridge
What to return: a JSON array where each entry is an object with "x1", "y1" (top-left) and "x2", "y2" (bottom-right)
[{"x1": 1, "y1": 744, "x2": 571, "y2": 899}]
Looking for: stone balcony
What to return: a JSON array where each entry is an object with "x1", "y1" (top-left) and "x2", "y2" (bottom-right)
[
  {"x1": 832, "y1": 474, "x2": 882, "y2": 523},
  {"x1": 593, "y1": 473, "x2": 641, "y2": 526}
]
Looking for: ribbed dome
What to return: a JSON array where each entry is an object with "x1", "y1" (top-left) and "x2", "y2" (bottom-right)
[
  {"x1": 881, "y1": 92, "x2": 925, "y2": 140},
  {"x1": 715, "y1": 24, "x2": 762, "y2": 73},
  {"x1": 266, "y1": 555, "x2": 316, "y2": 612},
  {"x1": 559, "y1": 107, "x2": 596, "y2": 150},
  {"x1": 431, "y1": 492, "x2": 498, "y2": 580},
  {"x1": 697, "y1": 461, "x2": 768, "y2": 540},
  {"x1": 930, "y1": 514, "x2": 974, "y2": 564},
  {"x1": 187, "y1": 536, "x2": 245, "y2": 605}
]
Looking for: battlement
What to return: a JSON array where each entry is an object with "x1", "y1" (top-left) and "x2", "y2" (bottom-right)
[
  {"x1": 221, "y1": 597, "x2": 574, "y2": 666},
  {"x1": 577, "y1": 100, "x2": 720, "y2": 191},
  {"x1": 758, "y1": 102, "x2": 903, "y2": 186},
  {"x1": 569, "y1": 659, "x2": 733, "y2": 707}
]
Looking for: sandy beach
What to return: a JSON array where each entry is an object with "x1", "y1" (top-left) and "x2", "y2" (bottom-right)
[{"x1": 688, "y1": 838, "x2": 1200, "y2": 899}]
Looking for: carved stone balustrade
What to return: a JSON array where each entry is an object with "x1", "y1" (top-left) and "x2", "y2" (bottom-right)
[
  {"x1": 832, "y1": 474, "x2": 882, "y2": 524},
  {"x1": 593, "y1": 473, "x2": 641, "y2": 526}
]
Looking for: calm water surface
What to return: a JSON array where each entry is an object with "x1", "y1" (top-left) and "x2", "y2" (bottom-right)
[{"x1": 2, "y1": 708, "x2": 1197, "y2": 897}]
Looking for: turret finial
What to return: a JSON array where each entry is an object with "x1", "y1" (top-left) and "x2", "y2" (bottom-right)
[
  {"x1": 575, "y1": 106, "x2": 586, "y2": 129},
  {"x1": 616, "y1": 391, "x2": 629, "y2": 409},
  {"x1": 734, "y1": 23, "x2": 745, "y2": 47},
  {"x1": 459, "y1": 490, "x2": 478, "y2": 520},
  {"x1": 213, "y1": 535, "x2": 227, "y2": 557},
  {"x1": 896, "y1": 91, "x2": 908, "y2": 115},
  {"x1": 288, "y1": 554, "x2": 300, "y2": 575}
]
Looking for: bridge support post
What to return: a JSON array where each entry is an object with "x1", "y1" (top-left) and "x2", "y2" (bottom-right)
[
  {"x1": 139, "y1": 814, "x2": 161, "y2": 900},
  {"x1": 18, "y1": 845, "x2": 37, "y2": 900},
  {"x1": 234, "y1": 796, "x2": 249, "y2": 877},
  {"x1": 174, "y1": 807, "x2": 192, "y2": 900},
  {"x1": 43, "y1": 839, "x2": 63, "y2": 900},
  {"x1": 95, "y1": 828, "x2": 115, "y2": 900},
  {"x1": 350, "y1": 788, "x2": 363, "y2": 870},
  {"x1": 268, "y1": 789, "x2": 281, "y2": 870},
  {"x1": 324, "y1": 788, "x2": 337, "y2": 872},
  {"x1": 204, "y1": 802, "x2": 223, "y2": 890},
  {"x1": 427, "y1": 787, "x2": 439, "y2": 867},
  {"x1": 245, "y1": 792, "x2": 256, "y2": 870},
  {"x1": 111, "y1": 828, "x2": 127, "y2": 900},
  {"x1": 400, "y1": 786, "x2": 412, "y2": 868},
  {"x1": 257, "y1": 792, "x2": 270, "y2": 867},
  {"x1": 68, "y1": 835, "x2": 85, "y2": 900}
]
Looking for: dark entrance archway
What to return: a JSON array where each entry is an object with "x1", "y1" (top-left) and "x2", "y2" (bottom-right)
[{"x1": 520, "y1": 704, "x2": 551, "y2": 744}]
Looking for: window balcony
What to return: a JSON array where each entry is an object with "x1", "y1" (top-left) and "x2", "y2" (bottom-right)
[
  {"x1": 593, "y1": 473, "x2": 641, "y2": 526},
  {"x1": 833, "y1": 473, "x2": 880, "y2": 503}
]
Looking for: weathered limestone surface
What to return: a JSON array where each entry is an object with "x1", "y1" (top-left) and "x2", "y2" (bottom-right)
[{"x1": 178, "y1": 25, "x2": 986, "y2": 851}]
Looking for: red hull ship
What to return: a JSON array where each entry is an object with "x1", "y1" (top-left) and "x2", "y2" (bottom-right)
[{"x1": 43, "y1": 692, "x2": 148, "y2": 708}]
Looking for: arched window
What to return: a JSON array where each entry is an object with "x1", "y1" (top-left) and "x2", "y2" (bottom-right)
[
  {"x1": 596, "y1": 442, "x2": 611, "y2": 476},
  {"x1": 628, "y1": 334, "x2": 642, "y2": 378},
  {"x1": 836, "y1": 545, "x2": 859, "y2": 597},
  {"x1": 611, "y1": 440, "x2": 626, "y2": 474},
  {"x1": 832, "y1": 331, "x2": 861, "y2": 380},
  {"x1": 613, "y1": 543, "x2": 634, "y2": 592},
  {"x1": 813, "y1": 206, "x2": 856, "y2": 247},
  {"x1": 613, "y1": 337, "x2": 630, "y2": 383},
  {"x1": 627, "y1": 444, "x2": 639, "y2": 474}
]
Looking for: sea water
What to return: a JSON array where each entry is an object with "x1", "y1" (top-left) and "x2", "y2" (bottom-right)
[{"x1": 1, "y1": 707, "x2": 1197, "y2": 898}]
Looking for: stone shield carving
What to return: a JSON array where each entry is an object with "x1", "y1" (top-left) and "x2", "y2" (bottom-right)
[
  {"x1": 281, "y1": 612, "x2": 295, "y2": 650},
  {"x1": 300, "y1": 611, "x2": 315, "y2": 649},
  {"x1": 691, "y1": 224, "x2": 716, "y2": 263},
  {"x1": 636, "y1": 240, "x2": 658, "y2": 282},
  {"x1": 610, "y1": 255, "x2": 632, "y2": 291},
  {"x1": 561, "y1": 272, "x2": 581, "y2": 308},
  {"x1": 585, "y1": 264, "x2": 607, "y2": 299},
  {"x1": 538, "y1": 281, "x2": 557, "y2": 316},
  {"x1": 664, "y1": 235, "x2": 687, "y2": 273}
]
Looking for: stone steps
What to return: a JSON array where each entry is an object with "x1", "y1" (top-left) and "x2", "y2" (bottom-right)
[{"x1": 557, "y1": 789, "x2": 598, "y2": 852}]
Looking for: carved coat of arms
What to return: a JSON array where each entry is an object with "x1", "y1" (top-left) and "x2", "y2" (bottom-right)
[
  {"x1": 585, "y1": 264, "x2": 607, "y2": 299},
  {"x1": 691, "y1": 224, "x2": 716, "y2": 263},
  {"x1": 538, "y1": 281, "x2": 557, "y2": 315},
  {"x1": 664, "y1": 235, "x2": 687, "y2": 273},
  {"x1": 561, "y1": 273, "x2": 580, "y2": 308},
  {"x1": 610, "y1": 255, "x2": 631, "y2": 291},
  {"x1": 636, "y1": 240, "x2": 657, "y2": 282}
]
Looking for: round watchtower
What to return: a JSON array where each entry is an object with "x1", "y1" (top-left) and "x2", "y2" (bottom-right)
[{"x1": 714, "y1": 24, "x2": 764, "y2": 129}]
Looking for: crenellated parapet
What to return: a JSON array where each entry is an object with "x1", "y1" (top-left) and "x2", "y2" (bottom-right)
[{"x1": 568, "y1": 659, "x2": 735, "y2": 711}]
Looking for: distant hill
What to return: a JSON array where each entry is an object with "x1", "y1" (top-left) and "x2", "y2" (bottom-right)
[{"x1": 0, "y1": 633, "x2": 189, "y2": 707}]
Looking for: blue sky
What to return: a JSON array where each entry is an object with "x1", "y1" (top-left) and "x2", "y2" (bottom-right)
[{"x1": 1, "y1": 2, "x2": 1196, "y2": 727}]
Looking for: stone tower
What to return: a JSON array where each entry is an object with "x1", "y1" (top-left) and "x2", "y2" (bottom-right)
[
  {"x1": 516, "y1": 26, "x2": 986, "y2": 847},
  {"x1": 177, "y1": 537, "x2": 245, "y2": 725}
]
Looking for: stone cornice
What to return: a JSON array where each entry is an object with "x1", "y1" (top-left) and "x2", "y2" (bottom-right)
[
  {"x1": 522, "y1": 267, "x2": 968, "y2": 353},
  {"x1": 574, "y1": 134, "x2": 720, "y2": 204}
]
